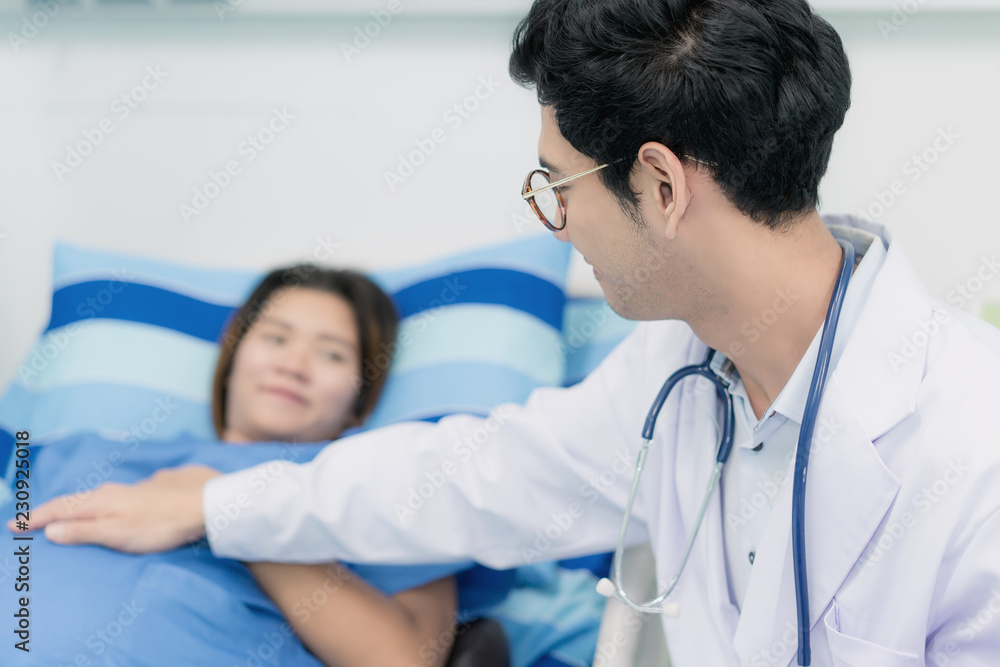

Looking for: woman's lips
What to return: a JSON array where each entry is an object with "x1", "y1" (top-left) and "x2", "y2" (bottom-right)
[{"x1": 264, "y1": 387, "x2": 308, "y2": 404}]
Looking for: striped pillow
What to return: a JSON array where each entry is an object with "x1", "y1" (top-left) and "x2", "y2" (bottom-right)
[
  {"x1": 560, "y1": 297, "x2": 637, "y2": 388},
  {"x1": 0, "y1": 235, "x2": 572, "y2": 499}
]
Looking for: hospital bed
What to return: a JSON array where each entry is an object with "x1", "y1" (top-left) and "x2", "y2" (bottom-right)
[{"x1": 0, "y1": 234, "x2": 671, "y2": 666}]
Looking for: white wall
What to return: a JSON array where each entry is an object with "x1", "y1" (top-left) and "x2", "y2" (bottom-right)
[{"x1": 1, "y1": 6, "x2": 999, "y2": 387}]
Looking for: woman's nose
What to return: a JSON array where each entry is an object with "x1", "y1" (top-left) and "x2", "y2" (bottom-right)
[
  {"x1": 275, "y1": 345, "x2": 309, "y2": 378},
  {"x1": 552, "y1": 225, "x2": 571, "y2": 243}
]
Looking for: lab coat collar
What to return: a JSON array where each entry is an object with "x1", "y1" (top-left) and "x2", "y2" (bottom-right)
[
  {"x1": 725, "y1": 217, "x2": 928, "y2": 665},
  {"x1": 820, "y1": 214, "x2": 927, "y2": 441}
]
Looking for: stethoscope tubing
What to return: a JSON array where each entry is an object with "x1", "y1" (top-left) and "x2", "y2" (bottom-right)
[
  {"x1": 606, "y1": 350, "x2": 734, "y2": 614},
  {"x1": 791, "y1": 239, "x2": 855, "y2": 665}
]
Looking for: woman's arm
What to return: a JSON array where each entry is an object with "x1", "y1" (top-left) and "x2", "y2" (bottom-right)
[{"x1": 247, "y1": 561, "x2": 457, "y2": 667}]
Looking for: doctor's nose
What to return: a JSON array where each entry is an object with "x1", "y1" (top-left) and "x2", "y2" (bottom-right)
[{"x1": 551, "y1": 224, "x2": 570, "y2": 243}]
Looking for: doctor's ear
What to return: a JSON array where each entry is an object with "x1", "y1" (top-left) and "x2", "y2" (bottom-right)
[{"x1": 638, "y1": 142, "x2": 689, "y2": 239}]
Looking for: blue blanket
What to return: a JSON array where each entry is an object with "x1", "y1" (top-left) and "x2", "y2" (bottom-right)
[{"x1": 0, "y1": 433, "x2": 513, "y2": 666}]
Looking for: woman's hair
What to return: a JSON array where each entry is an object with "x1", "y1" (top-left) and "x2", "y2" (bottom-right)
[
  {"x1": 210, "y1": 264, "x2": 399, "y2": 439},
  {"x1": 509, "y1": 0, "x2": 852, "y2": 229}
]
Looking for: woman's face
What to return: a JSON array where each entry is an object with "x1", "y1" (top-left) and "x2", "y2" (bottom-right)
[{"x1": 223, "y1": 287, "x2": 363, "y2": 444}]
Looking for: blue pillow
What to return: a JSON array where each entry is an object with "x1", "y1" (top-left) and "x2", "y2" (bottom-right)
[
  {"x1": 0, "y1": 235, "x2": 572, "y2": 501},
  {"x1": 560, "y1": 297, "x2": 637, "y2": 387}
]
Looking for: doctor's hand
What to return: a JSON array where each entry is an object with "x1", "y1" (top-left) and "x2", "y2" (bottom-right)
[{"x1": 6, "y1": 464, "x2": 221, "y2": 553}]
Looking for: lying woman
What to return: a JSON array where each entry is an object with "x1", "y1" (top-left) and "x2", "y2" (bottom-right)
[
  {"x1": 2, "y1": 264, "x2": 510, "y2": 667},
  {"x1": 214, "y1": 264, "x2": 458, "y2": 667}
]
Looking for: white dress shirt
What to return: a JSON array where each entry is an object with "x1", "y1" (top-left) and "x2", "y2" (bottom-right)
[{"x1": 720, "y1": 225, "x2": 887, "y2": 609}]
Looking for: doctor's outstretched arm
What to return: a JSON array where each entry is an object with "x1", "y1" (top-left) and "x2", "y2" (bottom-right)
[
  {"x1": 17, "y1": 321, "x2": 669, "y2": 567},
  {"x1": 202, "y1": 321, "x2": 660, "y2": 568}
]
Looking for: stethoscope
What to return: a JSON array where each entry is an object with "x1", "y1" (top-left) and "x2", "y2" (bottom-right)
[{"x1": 596, "y1": 239, "x2": 856, "y2": 667}]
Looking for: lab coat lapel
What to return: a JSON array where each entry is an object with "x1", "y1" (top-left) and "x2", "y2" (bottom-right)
[
  {"x1": 731, "y1": 384, "x2": 901, "y2": 666},
  {"x1": 732, "y1": 235, "x2": 929, "y2": 666}
]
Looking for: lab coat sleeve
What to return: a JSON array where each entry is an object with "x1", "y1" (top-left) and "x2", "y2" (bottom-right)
[
  {"x1": 925, "y1": 507, "x2": 1000, "y2": 664},
  {"x1": 204, "y1": 321, "x2": 662, "y2": 569}
]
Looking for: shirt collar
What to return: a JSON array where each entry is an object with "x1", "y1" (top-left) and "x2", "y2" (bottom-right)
[{"x1": 724, "y1": 222, "x2": 888, "y2": 441}]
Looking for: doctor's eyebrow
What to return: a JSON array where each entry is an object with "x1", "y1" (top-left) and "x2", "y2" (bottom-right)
[{"x1": 538, "y1": 156, "x2": 563, "y2": 178}]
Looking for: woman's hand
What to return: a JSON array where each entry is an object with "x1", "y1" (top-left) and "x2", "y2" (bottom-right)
[{"x1": 6, "y1": 464, "x2": 221, "y2": 553}]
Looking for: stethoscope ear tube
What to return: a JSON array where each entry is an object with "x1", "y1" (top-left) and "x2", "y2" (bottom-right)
[{"x1": 712, "y1": 380, "x2": 735, "y2": 465}]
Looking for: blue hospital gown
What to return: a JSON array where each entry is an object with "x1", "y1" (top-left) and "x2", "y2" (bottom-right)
[{"x1": 0, "y1": 432, "x2": 513, "y2": 667}]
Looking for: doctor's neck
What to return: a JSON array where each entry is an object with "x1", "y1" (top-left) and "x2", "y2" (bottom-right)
[{"x1": 685, "y1": 209, "x2": 846, "y2": 421}]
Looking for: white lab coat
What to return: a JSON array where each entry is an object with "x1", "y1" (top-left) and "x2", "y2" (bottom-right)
[{"x1": 206, "y1": 215, "x2": 1000, "y2": 667}]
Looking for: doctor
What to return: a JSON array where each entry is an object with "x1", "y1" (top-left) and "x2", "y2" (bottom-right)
[{"x1": 19, "y1": 0, "x2": 1000, "y2": 665}]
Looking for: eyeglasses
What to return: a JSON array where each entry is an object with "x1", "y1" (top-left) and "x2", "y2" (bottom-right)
[{"x1": 521, "y1": 155, "x2": 717, "y2": 232}]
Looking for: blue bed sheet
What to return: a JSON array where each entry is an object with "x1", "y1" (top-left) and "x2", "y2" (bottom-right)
[{"x1": 0, "y1": 433, "x2": 512, "y2": 666}]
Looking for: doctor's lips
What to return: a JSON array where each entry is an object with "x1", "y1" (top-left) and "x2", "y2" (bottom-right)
[{"x1": 262, "y1": 386, "x2": 308, "y2": 404}]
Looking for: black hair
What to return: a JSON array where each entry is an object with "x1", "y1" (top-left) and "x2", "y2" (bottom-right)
[{"x1": 509, "y1": 0, "x2": 852, "y2": 229}]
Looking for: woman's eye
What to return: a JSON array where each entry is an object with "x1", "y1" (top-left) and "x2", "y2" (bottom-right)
[
  {"x1": 264, "y1": 333, "x2": 285, "y2": 344},
  {"x1": 321, "y1": 350, "x2": 344, "y2": 362}
]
